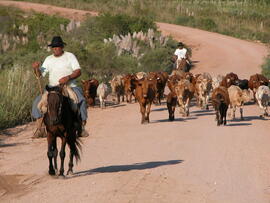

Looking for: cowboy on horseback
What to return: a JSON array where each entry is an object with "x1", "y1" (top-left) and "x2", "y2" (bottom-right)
[
  {"x1": 32, "y1": 36, "x2": 89, "y2": 138},
  {"x1": 173, "y1": 42, "x2": 192, "y2": 71}
]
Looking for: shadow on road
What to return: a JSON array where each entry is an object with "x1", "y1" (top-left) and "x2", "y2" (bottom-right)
[
  {"x1": 152, "y1": 116, "x2": 197, "y2": 123},
  {"x1": 226, "y1": 123, "x2": 252, "y2": 127},
  {"x1": 152, "y1": 107, "x2": 167, "y2": 112},
  {"x1": 193, "y1": 112, "x2": 215, "y2": 117},
  {"x1": 72, "y1": 160, "x2": 183, "y2": 178}
]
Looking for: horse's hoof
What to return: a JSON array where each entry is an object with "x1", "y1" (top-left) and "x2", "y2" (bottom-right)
[
  {"x1": 58, "y1": 175, "x2": 65, "y2": 179},
  {"x1": 49, "y1": 170, "x2": 56, "y2": 176},
  {"x1": 67, "y1": 170, "x2": 74, "y2": 176}
]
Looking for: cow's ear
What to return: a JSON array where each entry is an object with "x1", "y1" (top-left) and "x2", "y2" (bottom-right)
[{"x1": 81, "y1": 79, "x2": 85, "y2": 84}]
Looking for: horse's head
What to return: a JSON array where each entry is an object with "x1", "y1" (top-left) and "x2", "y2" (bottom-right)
[{"x1": 45, "y1": 85, "x2": 64, "y2": 126}]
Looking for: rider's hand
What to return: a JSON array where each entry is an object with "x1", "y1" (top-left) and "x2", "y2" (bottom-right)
[
  {"x1": 32, "y1": 61, "x2": 40, "y2": 69},
  {"x1": 32, "y1": 61, "x2": 41, "y2": 77},
  {"x1": 59, "y1": 76, "x2": 70, "y2": 85}
]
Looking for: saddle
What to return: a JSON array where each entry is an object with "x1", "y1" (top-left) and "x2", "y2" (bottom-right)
[{"x1": 38, "y1": 85, "x2": 79, "y2": 114}]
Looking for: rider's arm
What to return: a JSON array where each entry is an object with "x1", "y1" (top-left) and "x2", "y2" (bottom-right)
[{"x1": 59, "y1": 69, "x2": 81, "y2": 85}]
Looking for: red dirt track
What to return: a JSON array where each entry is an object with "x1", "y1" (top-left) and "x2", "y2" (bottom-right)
[{"x1": 0, "y1": 1, "x2": 270, "y2": 203}]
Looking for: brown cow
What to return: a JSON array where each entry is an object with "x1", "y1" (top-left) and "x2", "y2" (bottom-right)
[
  {"x1": 248, "y1": 73, "x2": 268, "y2": 92},
  {"x1": 122, "y1": 74, "x2": 137, "y2": 103},
  {"x1": 81, "y1": 79, "x2": 99, "y2": 107},
  {"x1": 220, "y1": 72, "x2": 239, "y2": 88},
  {"x1": 147, "y1": 71, "x2": 168, "y2": 105},
  {"x1": 134, "y1": 78, "x2": 156, "y2": 124},
  {"x1": 167, "y1": 74, "x2": 182, "y2": 93},
  {"x1": 211, "y1": 86, "x2": 230, "y2": 126},
  {"x1": 167, "y1": 92, "x2": 177, "y2": 121},
  {"x1": 174, "y1": 79, "x2": 195, "y2": 117}
]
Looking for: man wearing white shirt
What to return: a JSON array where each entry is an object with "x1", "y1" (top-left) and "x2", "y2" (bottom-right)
[
  {"x1": 173, "y1": 42, "x2": 192, "y2": 71},
  {"x1": 32, "y1": 36, "x2": 88, "y2": 137}
]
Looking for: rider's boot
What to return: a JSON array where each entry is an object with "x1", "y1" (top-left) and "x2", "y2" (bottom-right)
[
  {"x1": 32, "y1": 117, "x2": 46, "y2": 138},
  {"x1": 80, "y1": 120, "x2": 89, "y2": 137}
]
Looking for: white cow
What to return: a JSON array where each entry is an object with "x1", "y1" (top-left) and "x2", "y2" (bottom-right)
[
  {"x1": 228, "y1": 85, "x2": 252, "y2": 120},
  {"x1": 255, "y1": 85, "x2": 270, "y2": 117},
  {"x1": 97, "y1": 83, "x2": 109, "y2": 109}
]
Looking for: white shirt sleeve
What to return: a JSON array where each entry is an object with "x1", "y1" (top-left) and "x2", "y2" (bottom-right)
[
  {"x1": 69, "y1": 53, "x2": 81, "y2": 71},
  {"x1": 40, "y1": 56, "x2": 50, "y2": 77}
]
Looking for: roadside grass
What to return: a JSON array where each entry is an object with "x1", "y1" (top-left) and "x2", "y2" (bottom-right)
[{"x1": 0, "y1": 65, "x2": 38, "y2": 129}]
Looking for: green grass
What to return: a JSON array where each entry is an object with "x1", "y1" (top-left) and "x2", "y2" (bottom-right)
[{"x1": 0, "y1": 65, "x2": 38, "y2": 129}]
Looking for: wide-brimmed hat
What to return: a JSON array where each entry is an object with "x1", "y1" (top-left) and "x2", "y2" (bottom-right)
[{"x1": 48, "y1": 36, "x2": 66, "y2": 47}]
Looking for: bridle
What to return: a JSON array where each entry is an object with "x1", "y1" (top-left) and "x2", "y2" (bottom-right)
[{"x1": 47, "y1": 90, "x2": 63, "y2": 118}]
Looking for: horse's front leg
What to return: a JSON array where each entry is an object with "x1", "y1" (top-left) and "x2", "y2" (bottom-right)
[
  {"x1": 47, "y1": 132, "x2": 56, "y2": 175},
  {"x1": 59, "y1": 135, "x2": 67, "y2": 176},
  {"x1": 53, "y1": 138, "x2": 58, "y2": 174}
]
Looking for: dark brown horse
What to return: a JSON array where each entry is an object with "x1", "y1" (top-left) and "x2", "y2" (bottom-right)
[
  {"x1": 44, "y1": 85, "x2": 82, "y2": 176},
  {"x1": 176, "y1": 58, "x2": 191, "y2": 72}
]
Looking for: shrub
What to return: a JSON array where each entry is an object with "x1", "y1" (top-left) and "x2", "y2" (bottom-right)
[{"x1": 262, "y1": 56, "x2": 270, "y2": 78}]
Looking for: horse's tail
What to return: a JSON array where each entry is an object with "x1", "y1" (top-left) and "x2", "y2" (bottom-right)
[{"x1": 67, "y1": 133, "x2": 82, "y2": 163}]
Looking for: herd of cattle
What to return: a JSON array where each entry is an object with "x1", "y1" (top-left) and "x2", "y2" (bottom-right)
[{"x1": 81, "y1": 70, "x2": 270, "y2": 125}]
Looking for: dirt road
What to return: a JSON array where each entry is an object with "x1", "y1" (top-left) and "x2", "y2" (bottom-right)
[{"x1": 0, "y1": 1, "x2": 270, "y2": 203}]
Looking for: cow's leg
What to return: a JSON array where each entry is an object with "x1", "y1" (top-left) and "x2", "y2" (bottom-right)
[
  {"x1": 223, "y1": 107, "x2": 228, "y2": 125},
  {"x1": 205, "y1": 95, "x2": 210, "y2": 110},
  {"x1": 171, "y1": 98, "x2": 177, "y2": 121},
  {"x1": 257, "y1": 99, "x2": 265, "y2": 116},
  {"x1": 133, "y1": 92, "x2": 137, "y2": 103},
  {"x1": 125, "y1": 92, "x2": 129, "y2": 103},
  {"x1": 146, "y1": 103, "x2": 152, "y2": 123},
  {"x1": 216, "y1": 110, "x2": 220, "y2": 126},
  {"x1": 140, "y1": 103, "x2": 146, "y2": 124},
  {"x1": 232, "y1": 106, "x2": 236, "y2": 120},
  {"x1": 240, "y1": 106, "x2": 244, "y2": 120},
  {"x1": 167, "y1": 103, "x2": 174, "y2": 121},
  {"x1": 129, "y1": 92, "x2": 132, "y2": 103},
  {"x1": 219, "y1": 107, "x2": 224, "y2": 125},
  {"x1": 59, "y1": 136, "x2": 67, "y2": 176},
  {"x1": 92, "y1": 97, "x2": 96, "y2": 106},
  {"x1": 264, "y1": 105, "x2": 268, "y2": 117},
  {"x1": 47, "y1": 133, "x2": 56, "y2": 175},
  {"x1": 102, "y1": 97, "x2": 106, "y2": 109},
  {"x1": 178, "y1": 97, "x2": 184, "y2": 115},
  {"x1": 116, "y1": 93, "x2": 119, "y2": 104},
  {"x1": 185, "y1": 98, "x2": 190, "y2": 117}
]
